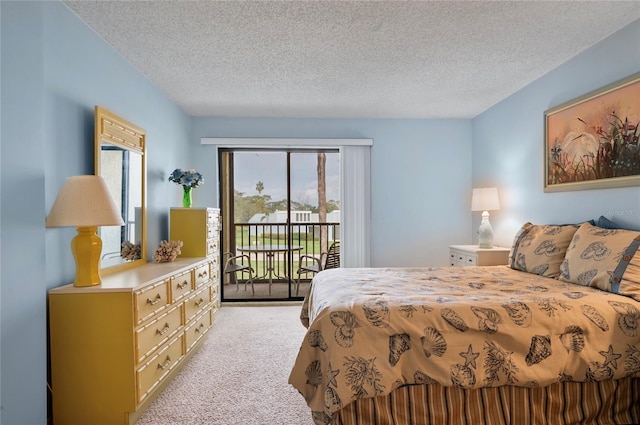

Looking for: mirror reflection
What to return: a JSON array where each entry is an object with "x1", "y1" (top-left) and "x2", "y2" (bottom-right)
[
  {"x1": 100, "y1": 144, "x2": 143, "y2": 267},
  {"x1": 95, "y1": 106, "x2": 147, "y2": 274}
]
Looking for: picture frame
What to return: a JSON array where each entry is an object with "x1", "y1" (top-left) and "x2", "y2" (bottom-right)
[{"x1": 544, "y1": 73, "x2": 640, "y2": 192}]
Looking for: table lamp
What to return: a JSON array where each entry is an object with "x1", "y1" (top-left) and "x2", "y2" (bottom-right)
[
  {"x1": 471, "y1": 187, "x2": 500, "y2": 249},
  {"x1": 46, "y1": 175, "x2": 125, "y2": 287}
]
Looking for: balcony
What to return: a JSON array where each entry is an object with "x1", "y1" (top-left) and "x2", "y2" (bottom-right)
[{"x1": 222, "y1": 222, "x2": 339, "y2": 300}]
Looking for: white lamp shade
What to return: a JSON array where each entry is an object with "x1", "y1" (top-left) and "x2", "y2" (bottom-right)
[
  {"x1": 46, "y1": 175, "x2": 125, "y2": 227},
  {"x1": 471, "y1": 187, "x2": 500, "y2": 212}
]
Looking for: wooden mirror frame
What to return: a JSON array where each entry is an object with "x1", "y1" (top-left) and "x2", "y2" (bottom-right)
[{"x1": 94, "y1": 106, "x2": 147, "y2": 274}]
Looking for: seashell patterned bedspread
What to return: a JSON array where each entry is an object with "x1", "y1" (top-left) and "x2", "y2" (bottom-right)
[{"x1": 288, "y1": 266, "x2": 640, "y2": 423}]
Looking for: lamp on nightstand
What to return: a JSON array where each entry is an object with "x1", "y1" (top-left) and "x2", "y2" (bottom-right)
[
  {"x1": 46, "y1": 175, "x2": 124, "y2": 287},
  {"x1": 471, "y1": 187, "x2": 500, "y2": 249}
]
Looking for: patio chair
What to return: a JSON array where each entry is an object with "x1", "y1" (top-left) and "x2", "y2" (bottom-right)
[
  {"x1": 223, "y1": 252, "x2": 255, "y2": 295},
  {"x1": 295, "y1": 241, "x2": 340, "y2": 296}
]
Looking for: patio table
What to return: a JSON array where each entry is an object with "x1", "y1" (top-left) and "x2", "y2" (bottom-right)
[{"x1": 237, "y1": 244, "x2": 302, "y2": 294}]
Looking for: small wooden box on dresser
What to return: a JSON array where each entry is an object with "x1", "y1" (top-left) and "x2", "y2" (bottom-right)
[
  {"x1": 49, "y1": 208, "x2": 220, "y2": 425},
  {"x1": 449, "y1": 245, "x2": 510, "y2": 267}
]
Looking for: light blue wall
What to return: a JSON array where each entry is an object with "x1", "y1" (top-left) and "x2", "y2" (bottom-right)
[
  {"x1": 472, "y1": 19, "x2": 640, "y2": 246},
  {"x1": 1, "y1": 2, "x2": 638, "y2": 424},
  {"x1": 1, "y1": 2, "x2": 191, "y2": 423},
  {"x1": 42, "y1": 1, "x2": 193, "y2": 269},
  {"x1": 191, "y1": 117, "x2": 472, "y2": 267},
  {"x1": 1, "y1": 3, "x2": 46, "y2": 424}
]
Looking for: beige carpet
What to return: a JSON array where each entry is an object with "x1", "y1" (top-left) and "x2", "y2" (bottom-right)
[{"x1": 136, "y1": 305, "x2": 315, "y2": 425}]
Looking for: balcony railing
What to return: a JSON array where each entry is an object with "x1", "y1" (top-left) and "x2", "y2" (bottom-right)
[{"x1": 225, "y1": 222, "x2": 339, "y2": 284}]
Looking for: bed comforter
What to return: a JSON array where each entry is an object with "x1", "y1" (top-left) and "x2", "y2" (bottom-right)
[{"x1": 288, "y1": 266, "x2": 640, "y2": 424}]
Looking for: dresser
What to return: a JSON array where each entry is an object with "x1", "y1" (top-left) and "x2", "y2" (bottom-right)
[
  {"x1": 49, "y1": 257, "x2": 219, "y2": 425},
  {"x1": 170, "y1": 207, "x2": 220, "y2": 259},
  {"x1": 449, "y1": 245, "x2": 510, "y2": 267}
]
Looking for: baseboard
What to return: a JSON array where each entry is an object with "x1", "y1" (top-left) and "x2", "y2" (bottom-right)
[{"x1": 221, "y1": 301, "x2": 303, "y2": 307}]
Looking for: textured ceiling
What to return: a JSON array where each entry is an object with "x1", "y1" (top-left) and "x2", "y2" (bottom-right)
[{"x1": 64, "y1": 1, "x2": 640, "y2": 119}]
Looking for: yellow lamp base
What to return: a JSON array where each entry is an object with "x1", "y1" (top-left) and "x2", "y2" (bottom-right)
[{"x1": 71, "y1": 226, "x2": 103, "y2": 287}]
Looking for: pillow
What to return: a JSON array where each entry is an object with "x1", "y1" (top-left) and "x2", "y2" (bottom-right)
[
  {"x1": 508, "y1": 222, "x2": 579, "y2": 278},
  {"x1": 559, "y1": 221, "x2": 640, "y2": 301},
  {"x1": 597, "y1": 216, "x2": 619, "y2": 229},
  {"x1": 596, "y1": 215, "x2": 638, "y2": 231}
]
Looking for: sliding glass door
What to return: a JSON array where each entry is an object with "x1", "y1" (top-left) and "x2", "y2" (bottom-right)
[{"x1": 219, "y1": 149, "x2": 340, "y2": 301}]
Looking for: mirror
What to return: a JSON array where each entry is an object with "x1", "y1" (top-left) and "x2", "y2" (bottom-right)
[{"x1": 94, "y1": 106, "x2": 147, "y2": 274}]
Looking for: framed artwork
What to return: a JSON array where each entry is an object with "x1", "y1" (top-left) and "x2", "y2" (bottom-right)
[{"x1": 544, "y1": 73, "x2": 640, "y2": 192}]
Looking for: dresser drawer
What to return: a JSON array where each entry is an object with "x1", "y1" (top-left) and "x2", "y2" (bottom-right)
[
  {"x1": 210, "y1": 281, "x2": 219, "y2": 301},
  {"x1": 194, "y1": 262, "x2": 211, "y2": 287},
  {"x1": 137, "y1": 335, "x2": 184, "y2": 403},
  {"x1": 450, "y1": 249, "x2": 477, "y2": 266},
  {"x1": 449, "y1": 245, "x2": 510, "y2": 267},
  {"x1": 211, "y1": 296, "x2": 220, "y2": 316},
  {"x1": 210, "y1": 256, "x2": 219, "y2": 274},
  {"x1": 170, "y1": 270, "x2": 193, "y2": 302},
  {"x1": 207, "y1": 209, "x2": 219, "y2": 224},
  {"x1": 185, "y1": 308, "x2": 212, "y2": 352},
  {"x1": 206, "y1": 239, "x2": 218, "y2": 258},
  {"x1": 135, "y1": 305, "x2": 183, "y2": 362},
  {"x1": 206, "y1": 224, "x2": 216, "y2": 239},
  {"x1": 460, "y1": 253, "x2": 477, "y2": 266},
  {"x1": 134, "y1": 280, "x2": 170, "y2": 325},
  {"x1": 184, "y1": 285, "x2": 211, "y2": 323}
]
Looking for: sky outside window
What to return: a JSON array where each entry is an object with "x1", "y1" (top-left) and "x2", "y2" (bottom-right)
[{"x1": 234, "y1": 151, "x2": 340, "y2": 207}]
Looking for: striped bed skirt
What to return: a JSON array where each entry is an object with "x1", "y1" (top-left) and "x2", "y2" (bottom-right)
[{"x1": 331, "y1": 379, "x2": 640, "y2": 425}]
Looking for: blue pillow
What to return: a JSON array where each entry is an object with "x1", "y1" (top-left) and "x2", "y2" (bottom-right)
[
  {"x1": 597, "y1": 216, "x2": 637, "y2": 230},
  {"x1": 597, "y1": 216, "x2": 617, "y2": 228}
]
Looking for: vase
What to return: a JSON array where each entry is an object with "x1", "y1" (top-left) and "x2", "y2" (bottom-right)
[{"x1": 182, "y1": 186, "x2": 193, "y2": 208}]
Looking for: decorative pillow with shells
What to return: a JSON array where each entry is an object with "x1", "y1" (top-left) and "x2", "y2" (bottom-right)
[
  {"x1": 508, "y1": 222, "x2": 579, "y2": 278},
  {"x1": 559, "y1": 221, "x2": 640, "y2": 301}
]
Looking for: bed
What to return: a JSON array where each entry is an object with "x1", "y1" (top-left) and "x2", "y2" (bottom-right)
[{"x1": 289, "y1": 221, "x2": 640, "y2": 425}]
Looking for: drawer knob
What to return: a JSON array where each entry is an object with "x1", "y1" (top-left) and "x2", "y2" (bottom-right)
[
  {"x1": 177, "y1": 281, "x2": 189, "y2": 289},
  {"x1": 195, "y1": 323, "x2": 205, "y2": 333},
  {"x1": 195, "y1": 298, "x2": 205, "y2": 307},
  {"x1": 157, "y1": 355, "x2": 172, "y2": 370},
  {"x1": 147, "y1": 294, "x2": 162, "y2": 305},
  {"x1": 198, "y1": 271, "x2": 208, "y2": 279},
  {"x1": 156, "y1": 323, "x2": 171, "y2": 336}
]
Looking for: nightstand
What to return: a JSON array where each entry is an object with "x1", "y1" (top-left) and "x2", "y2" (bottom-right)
[{"x1": 449, "y1": 245, "x2": 510, "y2": 267}]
